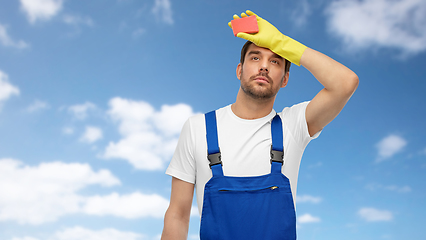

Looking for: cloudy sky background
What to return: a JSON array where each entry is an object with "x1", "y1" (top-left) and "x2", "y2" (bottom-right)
[{"x1": 1, "y1": 0, "x2": 425, "y2": 239}]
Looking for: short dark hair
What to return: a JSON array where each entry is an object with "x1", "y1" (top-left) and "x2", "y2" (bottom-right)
[{"x1": 240, "y1": 41, "x2": 291, "y2": 73}]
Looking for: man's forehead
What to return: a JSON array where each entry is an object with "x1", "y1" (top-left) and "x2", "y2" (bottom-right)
[{"x1": 246, "y1": 43, "x2": 282, "y2": 59}]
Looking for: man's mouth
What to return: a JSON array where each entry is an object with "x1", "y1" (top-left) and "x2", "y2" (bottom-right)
[
  {"x1": 254, "y1": 76, "x2": 269, "y2": 83},
  {"x1": 251, "y1": 74, "x2": 272, "y2": 84}
]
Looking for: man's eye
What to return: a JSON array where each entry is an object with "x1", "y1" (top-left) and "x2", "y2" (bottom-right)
[
  {"x1": 271, "y1": 60, "x2": 278, "y2": 64},
  {"x1": 252, "y1": 57, "x2": 259, "y2": 60}
]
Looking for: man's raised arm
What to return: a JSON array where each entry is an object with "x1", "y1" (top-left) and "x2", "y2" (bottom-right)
[
  {"x1": 231, "y1": 10, "x2": 358, "y2": 136},
  {"x1": 301, "y1": 48, "x2": 358, "y2": 137}
]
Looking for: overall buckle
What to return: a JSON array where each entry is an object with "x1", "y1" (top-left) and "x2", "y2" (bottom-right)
[
  {"x1": 208, "y1": 152, "x2": 222, "y2": 168},
  {"x1": 270, "y1": 146, "x2": 284, "y2": 165}
]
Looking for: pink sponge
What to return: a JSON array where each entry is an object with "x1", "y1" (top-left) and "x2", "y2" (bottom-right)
[{"x1": 231, "y1": 15, "x2": 259, "y2": 37}]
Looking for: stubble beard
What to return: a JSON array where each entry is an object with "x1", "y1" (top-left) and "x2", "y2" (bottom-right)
[{"x1": 240, "y1": 70, "x2": 281, "y2": 100}]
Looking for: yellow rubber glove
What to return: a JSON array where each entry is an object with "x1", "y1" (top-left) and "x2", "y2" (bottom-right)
[{"x1": 229, "y1": 10, "x2": 307, "y2": 66}]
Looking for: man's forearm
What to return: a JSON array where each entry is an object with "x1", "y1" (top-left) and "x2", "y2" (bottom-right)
[
  {"x1": 300, "y1": 48, "x2": 359, "y2": 95},
  {"x1": 161, "y1": 209, "x2": 190, "y2": 240}
]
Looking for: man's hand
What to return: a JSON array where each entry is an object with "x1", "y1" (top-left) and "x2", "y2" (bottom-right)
[{"x1": 228, "y1": 10, "x2": 307, "y2": 66}]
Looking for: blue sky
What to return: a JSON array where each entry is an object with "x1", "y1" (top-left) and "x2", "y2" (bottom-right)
[{"x1": 0, "y1": 0, "x2": 425, "y2": 239}]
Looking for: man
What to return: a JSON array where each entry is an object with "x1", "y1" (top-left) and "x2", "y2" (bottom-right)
[{"x1": 161, "y1": 10, "x2": 358, "y2": 239}]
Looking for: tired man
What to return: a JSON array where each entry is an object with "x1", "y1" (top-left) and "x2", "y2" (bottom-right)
[{"x1": 161, "y1": 10, "x2": 358, "y2": 240}]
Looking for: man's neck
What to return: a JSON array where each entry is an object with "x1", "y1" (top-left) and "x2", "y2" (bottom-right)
[{"x1": 231, "y1": 88, "x2": 276, "y2": 120}]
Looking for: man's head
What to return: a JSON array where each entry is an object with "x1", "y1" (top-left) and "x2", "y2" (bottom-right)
[{"x1": 236, "y1": 41, "x2": 289, "y2": 101}]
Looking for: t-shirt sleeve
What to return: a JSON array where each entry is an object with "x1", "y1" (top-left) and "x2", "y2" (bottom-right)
[
  {"x1": 280, "y1": 101, "x2": 321, "y2": 149},
  {"x1": 165, "y1": 118, "x2": 197, "y2": 184}
]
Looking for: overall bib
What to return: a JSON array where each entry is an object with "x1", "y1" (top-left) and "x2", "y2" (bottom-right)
[{"x1": 200, "y1": 111, "x2": 297, "y2": 240}]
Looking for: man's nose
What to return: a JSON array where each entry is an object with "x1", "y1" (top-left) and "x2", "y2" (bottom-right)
[
  {"x1": 259, "y1": 60, "x2": 269, "y2": 73},
  {"x1": 259, "y1": 65, "x2": 269, "y2": 73}
]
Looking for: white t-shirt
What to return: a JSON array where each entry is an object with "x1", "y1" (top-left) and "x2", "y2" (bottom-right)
[{"x1": 166, "y1": 102, "x2": 320, "y2": 214}]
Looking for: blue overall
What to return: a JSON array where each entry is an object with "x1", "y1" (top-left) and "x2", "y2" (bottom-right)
[{"x1": 200, "y1": 111, "x2": 297, "y2": 240}]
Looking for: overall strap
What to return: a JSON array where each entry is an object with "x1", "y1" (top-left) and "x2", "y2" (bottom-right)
[
  {"x1": 205, "y1": 111, "x2": 224, "y2": 177},
  {"x1": 270, "y1": 114, "x2": 284, "y2": 173}
]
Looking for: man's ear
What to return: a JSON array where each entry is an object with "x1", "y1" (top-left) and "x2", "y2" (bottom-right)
[
  {"x1": 281, "y1": 71, "x2": 290, "y2": 88},
  {"x1": 236, "y1": 63, "x2": 242, "y2": 80}
]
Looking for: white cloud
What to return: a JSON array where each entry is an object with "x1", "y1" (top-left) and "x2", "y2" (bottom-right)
[
  {"x1": 0, "y1": 158, "x2": 178, "y2": 225},
  {"x1": 0, "y1": 159, "x2": 120, "y2": 225},
  {"x1": 104, "y1": 132, "x2": 166, "y2": 170},
  {"x1": 308, "y1": 161, "x2": 322, "y2": 168},
  {"x1": 25, "y1": 99, "x2": 50, "y2": 113},
  {"x1": 20, "y1": 0, "x2": 63, "y2": 24},
  {"x1": 11, "y1": 237, "x2": 39, "y2": 240},
  {"x1": 52, "y1": 226, "x2": 144, "y2": 240},
  {"x1": 68, "y1": 102, "x2": 97, "y2": 120},
  {"x1": 376, "y1": 134, "x2": 407, "y2": 162},
  {"x1": 366, "y1": 183, "x2": 411, "y2": 193},
  {"x1": 63, "y1": 14, "x2": 94, "y2": 27},
  {"x1": 325, "y1": 0, "x2": 426, "y2": 56},
  {"x1": 103, "y1": 97, "x2": 198, "y2": 170},
  {"x1": 83, "y1": 192, "x2": 169, "y2": 219},
  {"x1": 296, "y1": 194, "x2": 322, "y2": 204},
  {"x1": 291, "y1": 0, "x2": 311, "y2": 27},
  {"x1": 10, "y1": 227, "x2": 144, "y2": 240},
  {"x1": 80, "y1": 126, "x2": 103, "y2": 143},
  {"x1": 358, "y1": 207, "x2": 393, "y2": 222},
  {"x1": 132, "y1": 28, "x2": 146, "y2": 38},
  {"x1": 83, "y1": 192, "x2": 199, "y2": 220},
  {"x1": 385, "y1": 185, "x2": 411, "y2": 193},
  {"x1": 152, "y1": 0, "x2": 174, "y2": 25},
  {"x1": 154, "y1": 103, "x2": 196, "y2": 136},
  {"x1": 0, "y1": 24, "x2": 29, "y2": 49},
  {"x1": 0, "y1": 70, "x2": 20, "y2": 111},
  {"x1": 62, "y1": 127, "x2": 74, "y2": 135},
  {"x1": 419, "y1": 147, "x2": 426, "y2": 156},
  {"x1": 190, "y1": 205, "x2": 199, "y2": 217},
  {"x1": 188, "y1": 234, "x2": 200, "y2": 240},
  {"x1": 298, "y1": 213, "x2": 321, "y2": 223}
]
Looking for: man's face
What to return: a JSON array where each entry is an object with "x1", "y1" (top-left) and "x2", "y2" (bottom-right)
[{"x1": 237, "y1": 44, "x2": 288, "y2": 100}]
